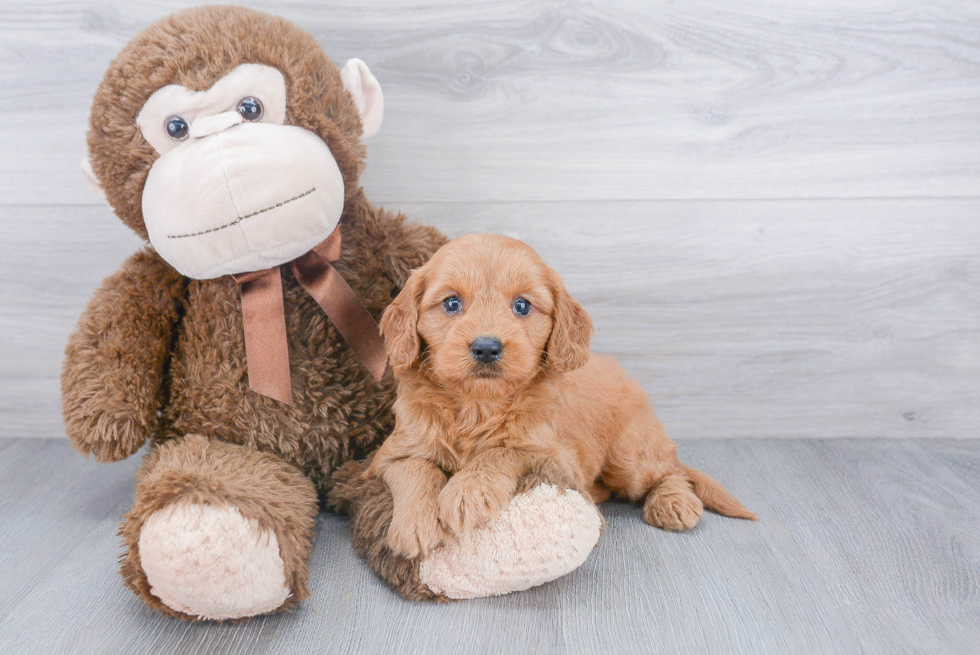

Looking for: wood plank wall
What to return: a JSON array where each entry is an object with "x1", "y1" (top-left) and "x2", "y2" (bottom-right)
[{"x1": 1, "y1": 0, "x2": 978, "y2": 438}]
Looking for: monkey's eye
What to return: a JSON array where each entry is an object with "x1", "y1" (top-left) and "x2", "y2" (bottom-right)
[
  {"x1": 513, "y1": 297, "x2": 532, "y2": 316},
  {"x1": 165, "y1": 116, "x2": 189, "y2": 141},
  {"x1": 442, "y1": 296, "x2": 463, "y2": 315},
  {"x1": 237, "y1": 97, "x2": 264, "y2": 122}
]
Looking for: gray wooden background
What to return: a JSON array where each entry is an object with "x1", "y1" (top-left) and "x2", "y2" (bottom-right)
[
  {"x1": 2, "y1": 0, "x2": 978, "y2": 440},
  {"x1": 2, "y1": 3, "x2": 979, "y2": 653}
]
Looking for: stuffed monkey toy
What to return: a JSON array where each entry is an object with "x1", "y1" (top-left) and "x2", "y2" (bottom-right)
[{"x1": 63, "y1": 6, "x2": 602, "y2": 621}]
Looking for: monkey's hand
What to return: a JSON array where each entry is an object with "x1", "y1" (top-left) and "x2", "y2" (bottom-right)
[{"x1": 61, "y1": 248, "x2": 185, "y2": 462}]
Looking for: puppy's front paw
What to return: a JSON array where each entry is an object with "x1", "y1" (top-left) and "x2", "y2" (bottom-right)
[
  {"x1": 387, "y1": 508, "x2": 447, "y2": 558},
  {"x1": 643, "y1": 475, "x2": 704, "y2": 531},
  {"x1": 438, "y1": 473, "x2": 511, "y2": 535}
]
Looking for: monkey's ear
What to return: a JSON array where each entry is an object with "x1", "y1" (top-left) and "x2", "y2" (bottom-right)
[
  {"x1": 340, "y1": 58, "x2": 384, "y2": 139},
  {"x1": 80, "y1": 158, "x2": 106, "y2": 201}
]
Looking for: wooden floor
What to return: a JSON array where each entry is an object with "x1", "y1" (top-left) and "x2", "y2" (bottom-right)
[
  {"x1": 0, "y1": 437, "x2": 977, "y2": 654},
  {"x1": 1, "y1": 2, "x2": 978, "y2": 653}
]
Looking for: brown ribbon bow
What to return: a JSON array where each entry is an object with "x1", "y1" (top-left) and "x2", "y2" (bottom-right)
[{"x1": 232, "y1": 224, "x2": 386, "y2": 404}]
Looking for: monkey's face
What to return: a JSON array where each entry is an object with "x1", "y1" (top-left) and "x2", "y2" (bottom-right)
[
  {"x1": 130, "y1": 63, "x2": 378, "y2": 279},
  {"x1": 83, "y1": 8, "x2": 385, "y2": 277}
]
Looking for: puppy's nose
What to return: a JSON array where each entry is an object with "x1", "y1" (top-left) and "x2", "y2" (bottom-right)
[{"x1": 470, "y1": 336, "x2": 503, "y2": 365}]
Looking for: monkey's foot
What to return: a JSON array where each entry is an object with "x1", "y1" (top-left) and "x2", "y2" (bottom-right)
[
  {"x1": 121, "y1": 436, "x2": 318, "y2": 621},
  {"x1": 419, "y1": 484, "x2": 602, "y2": 599},
  {"x1": 138, "y1": 503, "x2": 290, "y2": 620}
]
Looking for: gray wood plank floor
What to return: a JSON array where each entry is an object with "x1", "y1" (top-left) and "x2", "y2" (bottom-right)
[
  {"x1": 0, "y1": 437, "x2": 977, "y2": 655},
  {"x1": 2, "y1": 3, "x2": 977, "y2": 653}
]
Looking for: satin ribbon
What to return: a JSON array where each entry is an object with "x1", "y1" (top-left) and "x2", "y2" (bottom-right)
[{"x1": 232, "y1": 224, "x2": 386, "y2": 404}]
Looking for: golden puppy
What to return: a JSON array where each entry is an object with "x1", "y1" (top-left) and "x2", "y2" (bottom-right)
[{"x1": 369, "y1": 233, "x2": 756, "y2": 558}]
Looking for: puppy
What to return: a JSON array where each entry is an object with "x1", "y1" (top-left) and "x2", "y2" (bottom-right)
[{"x1": 369, "y1": 234, "x2": 756, "y2": 558}]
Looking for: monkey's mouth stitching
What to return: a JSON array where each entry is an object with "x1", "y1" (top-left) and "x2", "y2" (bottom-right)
[{"x1": 167, "y1": 187, "x2": 316, "y2": 239}]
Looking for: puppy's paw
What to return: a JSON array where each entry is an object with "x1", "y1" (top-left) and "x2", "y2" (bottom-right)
[
  {"x1": 438, "y1": 473, "x2": 512, "y2": 535},
  {"x1": 643, "y1": 475, "x2": 704, "y2": 531},
  {"x1": 387, "y1": 508, "x2": 447, "y2": 558}
]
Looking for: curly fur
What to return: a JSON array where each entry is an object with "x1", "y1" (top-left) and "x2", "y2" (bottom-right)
[
  {"x1": 329, "y1": 458, "x2": 445, "y2": 602},
  {"x1": 87, "y1": 6, "x2": 368, "y2": 241},
  {"x1": 62, "y1": 6, "x2": 446, "y2": 615},
  {"x1": 119, "y1": 436, "x2": 318, "y2": 620},
  {"x1": 369, "y1": 235, "x2": 755, "y2": 557}
]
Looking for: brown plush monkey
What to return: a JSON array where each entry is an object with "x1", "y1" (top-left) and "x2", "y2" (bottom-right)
[{"x1": 63, "y1": 6, "x2": 602, "y2": 621}]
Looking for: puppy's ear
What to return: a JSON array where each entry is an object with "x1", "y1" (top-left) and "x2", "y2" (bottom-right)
[
  {"x1": 545, "y1": 274, "x2": 593, "y2": 373},
  {"x1": 380, "y1": 270, "x2": 425, "y2": 372}
]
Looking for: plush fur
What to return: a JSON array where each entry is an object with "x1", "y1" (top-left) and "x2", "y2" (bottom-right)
[
  {"x1": 418, "y1": 483, "x2": 601, "y2": 599},
  {"x1": 65, "y1": 7, "x2": 608, "y2": 616},
  {"x1": 328, "y1": 458, "x2": 443, "y2": 602},
  {"x1": 369, "y1": 234, "x2": 756, "y2": 558},
  {"x1": 86, "y1": 7, "x2": 367, "y2": 242},
  {"x1": 118, "y1": 435, "x2": 318, "y2": 620},
  {"x1": 138, "y1": 502, "x2": 291, "y2": 620},
  {"x1": 63, "y1": 6, "x2": 449, "y2": 617},
  {"x1": 330, "y1": 455, "x2": 602, "y2": 601}
]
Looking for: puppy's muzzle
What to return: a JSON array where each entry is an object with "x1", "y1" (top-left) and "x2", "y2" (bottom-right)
[{"x1": 470, "y1": 336, "x2": 503, "y2": 365}]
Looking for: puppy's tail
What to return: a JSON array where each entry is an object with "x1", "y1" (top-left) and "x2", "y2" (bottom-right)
[{"x1": 682, "y1": 465, "x2": 757, "y2": 521}]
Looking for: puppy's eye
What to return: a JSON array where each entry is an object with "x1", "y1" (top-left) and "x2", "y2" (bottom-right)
[
  {"x1": 442, "y1": 296, "x2": 463, "y2": 315},
  {"x1": 165, "y1": 116, "x2": 189, "y2": 140},
  {"x1": 513, "y1": 297, "x2": 532, "y2": 316},
  {"x1": 237, "y1": 97, "x2": 264, "y2": 122}
]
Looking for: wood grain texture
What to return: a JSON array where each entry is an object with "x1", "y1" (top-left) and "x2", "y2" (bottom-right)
[
  {"x1": 0, "y1": 437, "x2": 977, "y2": 654},
  {"x1": 4, "y1": 200, "x2": 977, "y2": 439},
  {"x1": 2, "y1": 3, "x2": 977, "y2": 652},
  {"x1": 1, "y1": 0, "x2": 979, "y2": 204}
]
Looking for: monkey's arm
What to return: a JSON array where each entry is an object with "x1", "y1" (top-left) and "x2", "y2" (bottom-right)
[{"x1": 61, "y1": 248, "x2": 186, "y2": 462}]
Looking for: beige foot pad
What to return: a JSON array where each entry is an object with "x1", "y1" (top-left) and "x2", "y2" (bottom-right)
[
  {"x1": 138, "y1": 503, "x2": 290, "y2": 620},
  {"x1": 419, "y1": 484, "x2": 602, "y2": 599}
]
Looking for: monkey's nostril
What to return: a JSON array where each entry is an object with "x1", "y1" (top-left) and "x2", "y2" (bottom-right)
[{"x1": 470, "y1": 336, "x2": 503, "y2": 365}]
